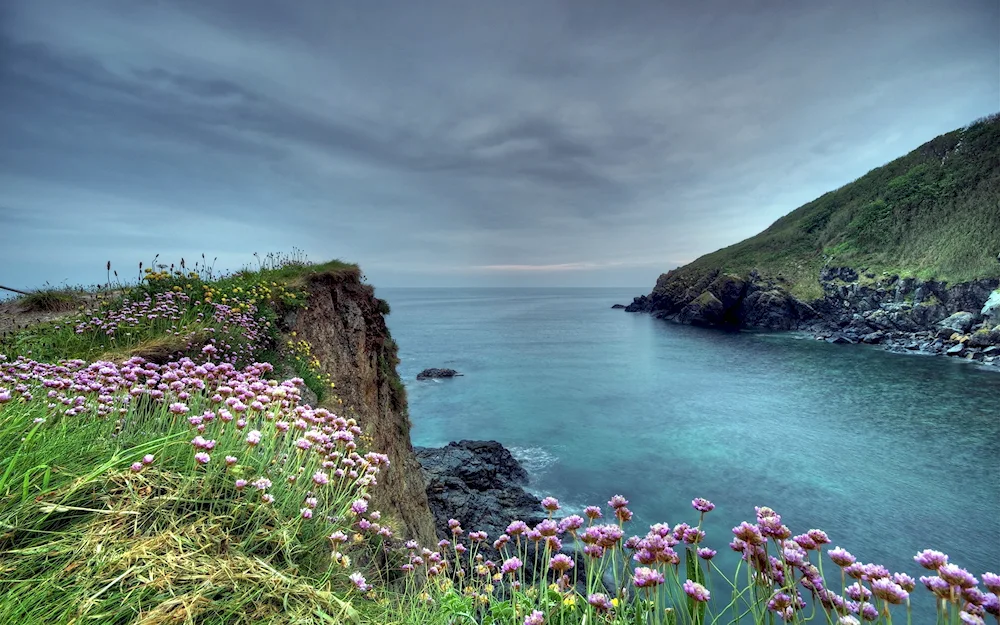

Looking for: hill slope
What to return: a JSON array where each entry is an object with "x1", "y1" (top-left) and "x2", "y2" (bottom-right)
[
  {"x1": 671, "y1": 113, "x2": 1000, "y2": 302},
  {"x1": 627, "y1": 113, "x2": 1000, "y2": 359}
]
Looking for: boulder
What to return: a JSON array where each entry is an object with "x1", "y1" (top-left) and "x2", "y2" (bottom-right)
[
  {"x1": 861, "y1": 331, "x2": 885, "y2": 344},
  {"x1": 968, "y1": 328, "x2": 1000, "y2": 348},
  {"x1": 946, "y1": 344, "x2": 965, "y2": 356},
  {"x1": 827, "y1": 334, "x2": 855, "y2": 345},
  {"x1": 416, "y1": 368, "x2": 462, "y2": 380},
  {"x1": 938, "y1": 312, "x2": 976, "y2": 334},
  {"x1": 983, "y1": 290, "x2": 1000, "y2": 325},
  {"x1": 677, "y1": 291, "x2": 726, "y2": 326}
]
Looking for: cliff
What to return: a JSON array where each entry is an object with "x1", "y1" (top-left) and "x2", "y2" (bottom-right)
[
  {"x1": 627, "y1": 113, "x2": 1000, "y2": 363},
  {"x1": 280, "y1": 268, "x2": 437, "y2": 545}
]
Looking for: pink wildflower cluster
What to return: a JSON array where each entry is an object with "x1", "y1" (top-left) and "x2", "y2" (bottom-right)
[
  {"x1": 388, "y1": 491, "x2": 997, "y2": 625},
  {"x1": 66, "y1": 290, "x2": 267, "y2": 365},
  {"x1": 2, "y1": 349, "x2": 395, "y2": 582}
]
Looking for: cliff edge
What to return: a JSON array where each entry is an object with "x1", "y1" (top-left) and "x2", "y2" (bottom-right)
[{"x1": 280, "y1": 268, "x2": 437, "y2": 545}]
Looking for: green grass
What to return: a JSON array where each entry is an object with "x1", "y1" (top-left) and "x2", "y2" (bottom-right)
[
  {"x1": 662, "y1": 113, "x2": 1000, "y2": 301},
  {"x1": 15, "y1": 288, "x2": 82, "y2": 313},
  {"x1": 0, "y1": 253, "x2": 394, "y2": 624}
]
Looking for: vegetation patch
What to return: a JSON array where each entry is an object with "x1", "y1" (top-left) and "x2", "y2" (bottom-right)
[
  {"x1": 16, "y1": 288, "x2": 81, "y2": 313},
  {"x1": 668, "y1": 114, "x2": 1000, "y2": 301}
]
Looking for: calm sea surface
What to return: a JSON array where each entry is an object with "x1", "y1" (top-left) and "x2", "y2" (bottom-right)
[{"x1": 381, "y1": 287, "x2": 1000, "y2": 610}]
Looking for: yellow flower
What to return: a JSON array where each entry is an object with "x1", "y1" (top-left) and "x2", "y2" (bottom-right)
[
  {"x1": 563, "y1": 595, "x2": 577, "y2": 606},
  {"x1": 611, "y1": 598, "x2": 620, "y2": 608}
]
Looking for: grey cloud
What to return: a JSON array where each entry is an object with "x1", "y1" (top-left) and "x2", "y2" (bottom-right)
[{"x1": 0, "y1": 0, "x2": 997, "y2": 288}]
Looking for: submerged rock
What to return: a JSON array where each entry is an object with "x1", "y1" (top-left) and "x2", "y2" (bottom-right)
[
  {"x1": 416, "y1": 368, "x2": 462, "y2": 380},
  {"x1": 611, "y1": 304, "x2": 626, "y2": 309}
]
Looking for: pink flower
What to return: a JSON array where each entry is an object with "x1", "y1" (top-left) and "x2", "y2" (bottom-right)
[
  {"x1": 633, "y1": 567, "x2": 665, "y2": 588},
  {"x1": 524, "y1": 610, "x2": 544, "y2": 625},
  {"x1": 142, "y1": 454, "x2": 155, "y2": 465},
  {"x1": 245, "y1": 430, "x2": 262, "y2": 446},
  {"x1": 608, "y1": 495, "x2": 629, "y2": 509},
  {"x1": 683, "y1": 579, "x2": 710, "y2": 602},
  {"x1": 349, "y1": 572, "x2": 369, "y2": 592},
  {"x1": 225, "y1": 456, "x2": 238, "y2": 466},
  {"x1": 130, "y1": 462, "x2": 143, "y2": 473},
  {"x1": 194, "y1": 452, "x2": 210, "y2": 464},
  {"x1": 828, "y1": 546, "x2": 856, "y2": 567},
  {"x1": 541, "y1": 496, "x2": 560, "y2": 512},
  {"x1": 692, "y1": 497, "x2": 715, "y2": 513},
  {"x1": 549, "y1": 554, "x2": 575, "y2": 572},
  {"x1": 914, "y1": 549, "x2": 948, "y2": 570}
]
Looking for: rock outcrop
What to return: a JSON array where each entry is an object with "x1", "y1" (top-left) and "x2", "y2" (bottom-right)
[
  {"x1": 281, "y1": 269, "x2": 437, "y2": 545},
  {"x1": 414, "y1": 440, "x2": 544, "y2": 546},
  {"x1": 624, "y1": 266, "x2": 1000, "y2": 366},
  {"x1": 416, "y1": 368, "x2": 462, "y2": 380},
  {"x1": 624, "y1": 269, "x2": 816, "y2": 330},
  {"x1": 983, "y1": 290, "x2": 1000, "y2": 325}
]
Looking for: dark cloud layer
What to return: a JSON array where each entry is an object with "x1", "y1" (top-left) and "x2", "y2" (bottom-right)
[{"x1": 1, "y1": 0, "x2": 997, "y2": 289}]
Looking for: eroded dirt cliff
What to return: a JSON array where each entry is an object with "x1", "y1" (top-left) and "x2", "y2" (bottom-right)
[{"x1": 280, "y1": 268, "x2": 437, "y2": 545}]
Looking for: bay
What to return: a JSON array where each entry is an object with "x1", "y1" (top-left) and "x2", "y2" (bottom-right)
[{"x1": 381, "y1": 286, "x2": 1000, "y2": 612}]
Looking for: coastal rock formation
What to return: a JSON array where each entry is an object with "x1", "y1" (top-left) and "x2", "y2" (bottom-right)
[
  {"x1": 624, "y1": 269, "x2": 816, "y2": 330},
  {"x1": 611, "y1": 304, "x2": 626, "y2": 309},
  {"x1": 624, "y1": 115, "x2": 1000, "y2": 365},
  {"x1": 416, "y1": 368, "x2": 462, "y2": 380},
  {"x1": 938, "y1": 311, "x2": 976, "y2": 334},
  {"x1": 414, "y1": 440, "x2": 544, "y2": 546},
  {"x1": 983, "y1": 290, "x2": 1000, "y2": 325},
  {"x1": 281, "y1": 269, "x2": 437, "y2": 545},
  {"x1": 626, "y1": 267, "x2": 1000, "y2": 366}
]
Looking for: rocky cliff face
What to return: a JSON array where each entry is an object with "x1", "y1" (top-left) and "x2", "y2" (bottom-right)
[
  {"x1": 280, "y1": 269, "x2": 437, "y2": 545},
  {"x1": 626, "y1": 267, "x2": 1000, "y2": 365},
  {"x1": 624, "y1": 268, "x2": 816, "y2": 331}
]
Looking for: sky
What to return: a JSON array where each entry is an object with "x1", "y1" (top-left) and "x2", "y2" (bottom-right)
[{"x1": 0, "y1": 1, "x2": 997, "y2": 290}]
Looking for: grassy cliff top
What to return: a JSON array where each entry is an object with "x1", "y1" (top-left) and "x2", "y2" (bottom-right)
[{"x1": 664, "y1": 113, "x2": 1000, "y2": 301}]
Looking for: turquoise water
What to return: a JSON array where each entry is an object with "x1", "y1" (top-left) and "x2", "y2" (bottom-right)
[{"x1": 382, "y1": 287, "x2": 1000, "y2": 606}]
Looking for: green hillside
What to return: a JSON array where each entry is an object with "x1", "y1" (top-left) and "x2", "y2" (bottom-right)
[{"x1": 671, "y1": 113, "x2": 1000, "y2": 301}]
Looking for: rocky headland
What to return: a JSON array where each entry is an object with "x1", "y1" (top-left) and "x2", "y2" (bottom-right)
[
  {"x1": 624, "y1": 114, "x2": 1000, "y2": 367},
  {"x1": 625, "y1": 268, "x2": 1000, "y2": 366}
]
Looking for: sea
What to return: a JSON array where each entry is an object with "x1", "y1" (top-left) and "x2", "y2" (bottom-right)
[{"x1": 381, "y1": 287, "x2": 1000, "y2": 613}]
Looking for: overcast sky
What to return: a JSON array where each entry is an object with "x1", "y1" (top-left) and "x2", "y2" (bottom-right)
[{"x1": 1, "y1": 1, "x2": 997, "y2": 290}]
